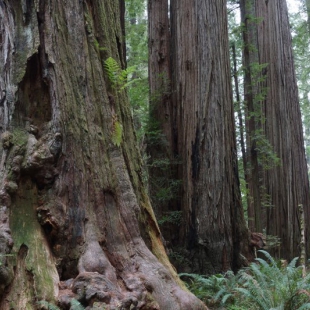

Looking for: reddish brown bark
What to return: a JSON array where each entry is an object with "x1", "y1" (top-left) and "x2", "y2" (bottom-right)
[
  {"x1": 0, "y1": 0, "x2": 207, "y2": 309},
  {"x1": 147, "y1": 0, "x2": 177, "y2": 243},
  {"x1": 240, "y1": 0, "x2": 310, "y2": 259},
  {"x1": 148, "y1": 0, "x2": 251, "y2": 274},
  {"x1": 240, "y1": 0, "x2": 264, "y2": 232}
]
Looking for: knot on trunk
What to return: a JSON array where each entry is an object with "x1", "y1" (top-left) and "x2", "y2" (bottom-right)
[{"x1": 250, "y1": 232, "x2": 265, "y2": 249}]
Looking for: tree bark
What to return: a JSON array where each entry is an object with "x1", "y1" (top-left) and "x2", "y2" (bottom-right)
[
  {"x1": 0, "y1": 1, "x2": 207, "y2": 309},
  {"x1": 240, "y1": 0, "x2": 310, "y2": 259},
  {"x1": 231, "y1": 42, "x2": 250, "y2": 219},
  {"x1": 147, "y1": 0, "x2": 178, "y2": 244},
  {"x1": 167, "y1": 0, "x2": 250, "y2": 274},
  {"x1": 240, "y1": 0, "x2": 264, "y2": 233},
  {"x1": 305, "y1": 0, "x2": 310, "y2": 34}
]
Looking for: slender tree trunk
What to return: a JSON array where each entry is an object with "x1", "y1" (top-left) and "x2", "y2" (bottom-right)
[
  {"x1": 232, "y1": 43, "x2": 246, "y2": 181},
  {"x1": 305, "y1": 0, "x2": 310, "y2": 34},
  {"x1": 0, "y1": 1, "x2": 207, "y2": 309},
  {"x1": 240, "y1": 0, "x2": 310, "y2": 259},
  {"x1": 240, "y1": 0, "x2": 264, "y2": 233},
  {"x1": 231, "y1": 42, "x2": 251, "y2": 221}
]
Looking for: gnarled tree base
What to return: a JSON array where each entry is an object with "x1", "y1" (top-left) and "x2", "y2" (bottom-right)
[{"x1": 0, "y1": 0, "x2": 207, "y2": 309}]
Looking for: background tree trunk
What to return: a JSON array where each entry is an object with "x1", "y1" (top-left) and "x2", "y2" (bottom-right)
[
  {"x1": 240, "y1": 0, "x2": 265, "y2": 233},
  {"x1": 147, "y1": 0, "x2": 179, "y2": 245},
  {"x1": 304, "y1": 0, "x2": 310, "y2": 33},
  {"x1": 263, "y1": 0, "x2": 310, "y2": 259},
  {"x1": 240, "y1": 0, "x2": 310, "y2": 259},
  {"x1": 167, "y1": 0, "x2": 250, "y2": 274},
  {"x1": 0, "y1": 1, "x2": 207, "y2": 309}
]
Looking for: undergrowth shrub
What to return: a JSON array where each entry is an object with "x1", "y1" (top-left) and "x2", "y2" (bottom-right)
[{"x1": 180, "y1": 250, "x2": 310, "y2": 310}]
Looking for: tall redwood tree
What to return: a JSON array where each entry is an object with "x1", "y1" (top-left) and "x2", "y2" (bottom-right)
[
  {"x1": 240, "y1": 0, "x2": 310, "y2": 259},
  {"x1": 149, "y1": 0, "x2": 250, "y2": 274},
  {"x1": 0, "y1": 0, "x2": 207, "y2": 308}
]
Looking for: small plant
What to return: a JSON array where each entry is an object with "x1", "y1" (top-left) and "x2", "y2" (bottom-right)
[
  {"x1": 180, "y1": 271, "x2": 237, "y2": 306},
  {"x1": 37, "y1": 298, "x2": 84, "y2": 310},
  {"x1": 70, "y1": 299, "x2": 84, "y2": 310},
  {"x1": 158, "y1": 211, "x2": 182, "y2": 226},
  {"x1": 168, "y1": 248, "x2": 191, "y2": 268},
  {"x1": 104, "y1": 57, "x2": 136, "y2": 92},
  {"x1": 37, "y1": 301, "x2": 60, "y2": 310}
]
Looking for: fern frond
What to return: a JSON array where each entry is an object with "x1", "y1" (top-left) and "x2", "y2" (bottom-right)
[
  {"x1": 37, "y1": 301, "x2": 61, "y2": 310},
  {"x1": 222, "y1": 293, "x2": 233, "y2": 304},
  {"x1": 236, "y1": 287, "x2": 271, "y2": 310},
  {"x1": 104, "y1": 57, "x2": 137, "y2": 92},
  {"x1": 297, "y1": 303, "x2": 310, "y2": 310},
  {"x1": 288, "y1": 257, "x2": 299, "y2": 269},
  {"x1": 104, "y1": 57, "x2": 121, "y2": 87},
  {"x1": 258, "y1": 250, "x2": 277, "y2": 267},
  {"x1": 70, "y1": 298, "x2": 84, "y2": 310},
  {"x1": 255, "y1": 257, "x2": 272, "y2": 269}
]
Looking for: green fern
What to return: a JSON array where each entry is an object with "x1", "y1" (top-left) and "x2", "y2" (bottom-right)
[
  {"x1": 181, "y1": 251, "x2": 310, "y2": 310},
  {"x1": 37, "y1": 298, "x2": 84, "y2": 310},
  {"x1": 180, "y1": 271, "x2": 238, "y2": 306},
  {"x1": 37, "y1": 301, "x2": 60, "y2": 310},
  {"x1": 104, "y1": 57, "x2": 120, "y2": 88},
  {"x1": 234, "y1": 251, "x2": 310, "y2": 310},
  {"x1": 158, "y1": 211, "x2": 182, "y2": 225},
  {"x1": 70, "y1": 299, "x2": 85, "y2": 310},
  {"x1": 104, "y1": 57, "x2": 136, "y2": 91}
]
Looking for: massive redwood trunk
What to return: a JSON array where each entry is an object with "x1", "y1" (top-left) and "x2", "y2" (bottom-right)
[
  {"x1": 0, "y1": 1, "x2": 207, "y2": 309},
  {"x1": 240, "y1": 0, "x2": 310, "y2": 259},
  {"x1": 148, "y1": 0, "x2": 251, "y2": 274}
]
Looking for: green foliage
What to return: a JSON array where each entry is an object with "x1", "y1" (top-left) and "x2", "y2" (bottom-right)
[
  {"x1": 182, "y1": 251, "x2": 310, "y2": 310},
  {"x1": 252, "y1": 130, "x2": 281, "y2": 170},
  {"x1": 37, "y1": 301, "x2": 60, "y2": 310},
  {"x1": 158, "y1": 211, "x2": 183, "y2": 226},
  {"x1": 151, "y1": 178, "x2": 180, "y2": 203},
  {"x1": 168, "y1": 248, "x2": 191, "y2": 267},
  {"x1": 70, "y1": 299, "x2": 85, "y2": 310},
  {"x1": 180, "y1": 271, "x2": 238, "y2": 307},
  {"x1": 104, "y1": 57, "x2": 136, "y2": 92},
  {"x1": 125, "y1": 0, "x2": 149, "y2": 144},
  {"x1": 37, "y1": 299, "x2": 84, "y2": 310},
  {"x1": 145, "y1": 114, "x2": 181, "y2": 207},
  {"x1": 104, "y1": 57, "x2": 120, "y2": 85}
]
